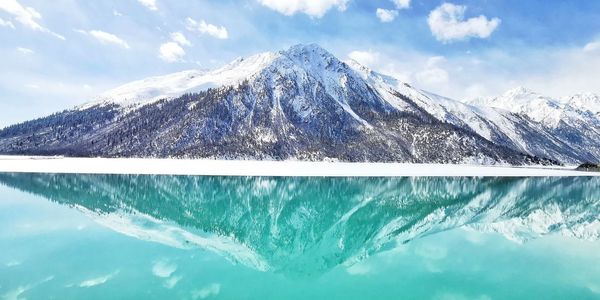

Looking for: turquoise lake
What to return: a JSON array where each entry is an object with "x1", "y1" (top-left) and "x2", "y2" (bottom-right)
[{"x1": 0, "y1": 174, "x2": 599, "y2": 299}]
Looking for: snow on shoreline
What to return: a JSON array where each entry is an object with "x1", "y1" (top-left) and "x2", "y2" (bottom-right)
[{"x1": 0, "y1": 156, "x2": 596, "y2": 177}]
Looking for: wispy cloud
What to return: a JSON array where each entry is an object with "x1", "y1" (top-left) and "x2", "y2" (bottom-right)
[
  {"x1": 79, "y1": 270, "x2": 119, "y2": 288},
  {"x1": 137, "y1": 0, "x2": 158, "y2": 11},
  {"x1": 16, "y1": 47, "x2": 34, "y2": 54},
  {"x1": 584, "y1": 40, "x2": 600, "y2": 53},
  {"x1": 192, "y1": 283, "x2": 221, "y2": 299},
  {"x1": 152, "y1": 260, "x2": 178, "y2": 277},
  {"x1": 164, "y1": 275, "x2": 182, "y2": 289},
  {"x1": 392, "y1": 0, "x2": 410, "y2": 9},
  {"x1": 170, "y1": 32, "x2": 191, "y2": 46},
  {"x1": 257, "y1": 0, "x2": 348, "y2": 18},
  {"x1": 158, "y1": 42, "x2": 185, "y2": 62},
  {"x1": 76, "y1": 29, "x2": 130, "y2": 49},
  {"x1": 348, "y1": 50, "x2": 380, "y2": 67},
  {"x1": 24, "y1": 83, "x2": 40, "y2": 89},
  {"x1": 428, "y1": 3, "x2": 500, "y2": 43},
  {"x1": 376, "y1": 0, "x2": 410, "y2": 24},
  {"x1": 0, "y1": 0, "x2": 64, "y2": 40},
  {"x1": 2, "y1": 276, "x2": 54, "y2": 300},
  {"x1": 186, "y1": 18, "x2": 228, "y2": 39},
  {"x1": 415, "y1": 56, "x2": 449, "y2": 85},
  {"x1": 0, "y1": 17, "x2": 15, "y2": 29},
  {"x1": 151, "y1": 259, "x2": 182, "y2": 288},
  {"x1": 158, "y1": 32, "x2": 192, "y2": 63},
  {"x1": 376, "y1": 8, "x2": 398, "y2": 23}
]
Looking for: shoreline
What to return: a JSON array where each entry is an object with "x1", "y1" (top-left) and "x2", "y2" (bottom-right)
[{"x1": 0, "y1": 156, "x2": 596, "y2": 177}]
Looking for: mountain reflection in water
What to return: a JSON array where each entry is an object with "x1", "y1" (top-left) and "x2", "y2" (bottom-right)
[{"x1": 0, "y1": 174, "x2": 598, "y2": 277}]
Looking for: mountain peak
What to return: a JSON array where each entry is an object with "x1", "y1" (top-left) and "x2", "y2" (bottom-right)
[
  {"x1": 567, "y1": 93, "x2": 600, "y2": 114},
  {"x1": 503, "y1": 86, "x2": 537, "y2": 97},
  {"x1": 284, "y1": 43, "x2": 331, "y2": 56},
  {"x1": 280, "y1": 43, "x2": 341, "y2": 70}
]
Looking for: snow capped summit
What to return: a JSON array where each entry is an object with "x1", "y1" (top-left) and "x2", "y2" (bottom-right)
[
  {"x1": 469, "y1": 87, "x2": 564, "y2": 126},
  {"x1": 566, "y1": 93, "x2": 600, "y2": 115},
  {"x1": 469, "y1": 87, "x2": 600, "y2": 127},
  {"x1": 283, "y1": 43, "x2": 334, "y2": 61},
  {"x1": 467, "y1": 87, "x2": 600, "y2": 163},
  {"x1": 81, "y1": 44, "x2": 357, "y2": 110}
]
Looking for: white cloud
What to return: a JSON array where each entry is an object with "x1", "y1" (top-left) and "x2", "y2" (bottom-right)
[
  {"x1": 416, "y1": 68, "x2": 449, "y2": 85},
  {"x1": 348, "y1": 50, "x2": 380, "y2": 67},
  {"x1": 257, "y1": 0, "x2": 349, "y2": 18},
  {"x1": 152, "y1": 260, "x2": 177, "y2": 278},
  {"x1": 347, "y1": 39, "x2": 600, "y2": 103},
  {"x1": 157, "y1": 32, "x2": 191, "y2": 63},
  {"x1": 16, "y1": 47, "x2": 34, "y2": 54},
  {"x1": 113, "y1": 10, "x2": 123, "y2": 17},
  {"x1": 89, "y1": 30, "x2": 130, "y2": 49},
  {"x1": 2, "y1": 276, "x2": 53, "y2": 300},
  {"x1": 427, "y1": 3, "x2": 500, "y2": 42},
  {"x1": 0, "y1": 17, "x2": 15, "y2": 29},
  {"x1": 137, "y1": 0, "x2": 158, "y2": 11},
  {"x1": 164, "y1": 275, "x2": 182, "y2": 289},
  {"x1": 159, "y1": 42, "x2": 185, "y2": 62},
  {"x1": 5, "y1": 260, "x2": 21, "y2": 267},
  {"x1": 392, "y1": 0, "x2": 410, "y2": 9},
  {"x1": 0, "y1": 0, "x2": 65, "y2": 40},
  {"x1": 347, "y1": 49, "x2": 412, "y2": 83},
  {"x1": 76, "y1": 29, "x2": 130, "y2": 49},
  {"x1": 170, "y1": 32, "x2": 191, "y2": 46},
  {"x1": 79, "y1": 271, "x2": 119, "y2": 288},
  {"x1": 415, "y1": 56, "x2": 450, "y2": 86},
  {"x1": 192, "y1": 283, "x2": 221, "y2": 300},
  {"x1": 158, "y1": 32, "x2": 192, "y2": 62},
  {"x1": 583, "y1": 41, "x2": 600, "y2": 53},
  {"x1": 376, "y1": 8, "x2": 398, "y2": 23},
  {"x1": 186, "y1": 18, "x2": 228, "y2": 39}
]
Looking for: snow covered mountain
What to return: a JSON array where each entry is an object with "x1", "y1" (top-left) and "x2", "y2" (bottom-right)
[
  {"x1": 468, "y1": 87, "x2": 600, "y2": 163},
  {"x1": 564, "y1": 93, "x2": 600, "y2": 116},
  {"x1": 78, "y1": 51, "x2": 280, "y2": 110},
  {"x1": 0, "y1": 173, "x2": 597, "y2": 276},
  {"x1": 0, "y1": 44, "x2": 597, "y2": 164}
]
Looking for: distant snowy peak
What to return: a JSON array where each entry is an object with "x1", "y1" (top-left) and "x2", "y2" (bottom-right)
[
  {"x1": 566, "y1": 93, "x2": 600, "y2": 114},
  {"x1": 469, "y1": 87, "x2": 565, "y2": 126},
  {"x1": 469, "y1": 87, "x2": 600, "y2": 125}
]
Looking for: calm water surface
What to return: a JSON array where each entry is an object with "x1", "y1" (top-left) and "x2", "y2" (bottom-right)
[{"x1": 0, "y1": 174, "x2": 599, "y2": 299}]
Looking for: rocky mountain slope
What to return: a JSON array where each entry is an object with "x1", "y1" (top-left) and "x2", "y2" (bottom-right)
[
  {"x1": 469, "y1": 87, "x2": 600, "y2": 163},
  {"x1": 0, "y1": 44, "x2": 598, "y2": 164}
]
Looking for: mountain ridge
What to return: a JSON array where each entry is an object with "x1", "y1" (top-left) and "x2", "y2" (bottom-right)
[{"x1": 0, "y1": 44, "x2": 598, "y2": 164}]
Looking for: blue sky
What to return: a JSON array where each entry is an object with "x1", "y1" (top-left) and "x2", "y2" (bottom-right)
[{"x1": 1, "y1": 0, "x2": 600, "y2": 127}]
